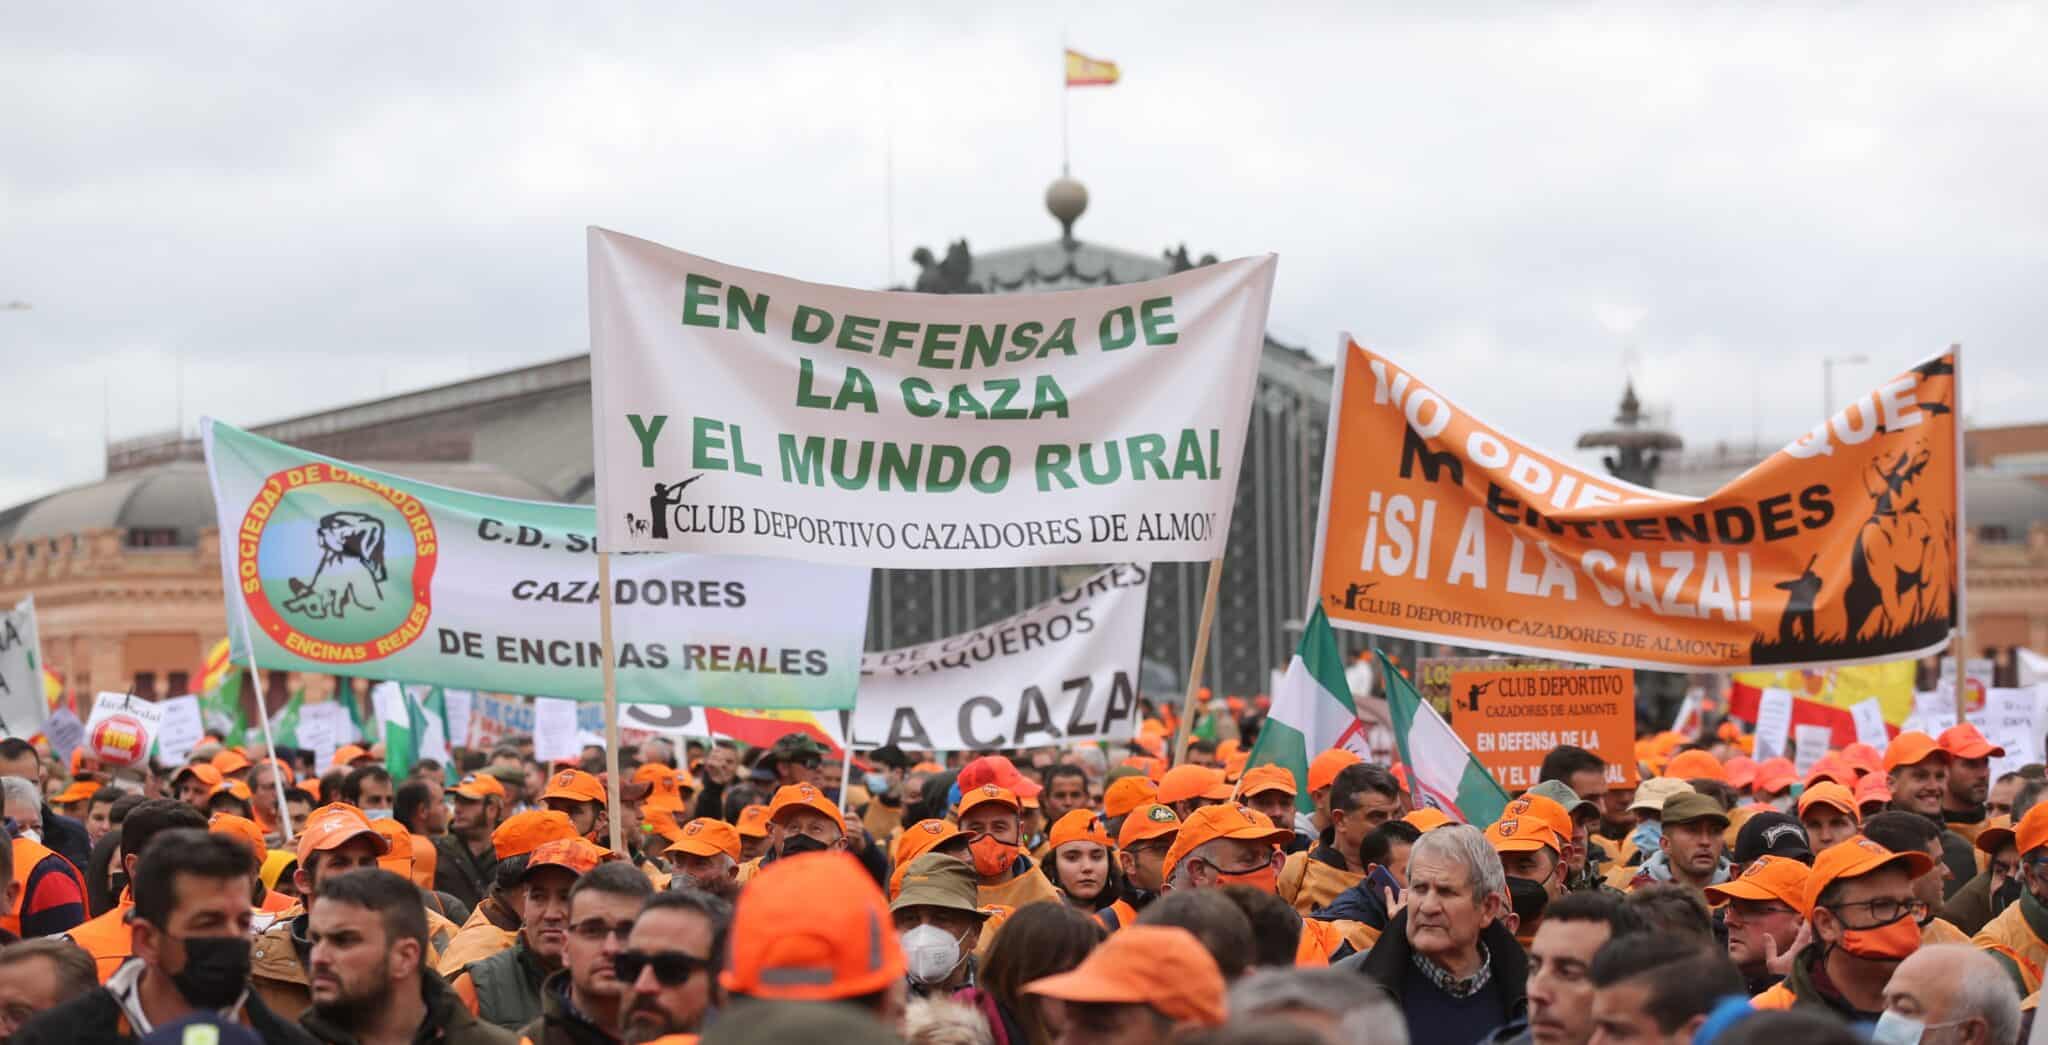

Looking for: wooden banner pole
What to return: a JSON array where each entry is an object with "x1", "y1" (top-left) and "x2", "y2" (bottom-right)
[
  {"x1": 597, "y1": 551, "x2": 626, "y2": 854},
  {"x1": 1951, "y1": 343, "x2": 1969, "y2": 727},
  {"x1": 1175, "y1": 556, "x2": 1226, "y2": 766}
]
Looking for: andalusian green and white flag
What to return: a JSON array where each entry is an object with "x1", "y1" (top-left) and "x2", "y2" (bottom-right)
[
  {"x1": 374, "y1": 682, "x2": 450, "y2": 779},
  {"x1": 1382, "y1": 650, "x2": 1509, "y2": 825},
  {"x1": 1244, "y1": 607, "x2": 1368, "y2": 815}
]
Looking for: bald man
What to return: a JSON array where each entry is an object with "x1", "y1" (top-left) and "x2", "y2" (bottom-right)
[{"x1": 1879, "y1": 944, "x2": 2020, "y2": 1045}]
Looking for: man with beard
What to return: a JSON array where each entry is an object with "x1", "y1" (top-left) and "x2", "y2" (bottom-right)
[
  {"x1": 1937, "y1": 723, "x2": 2002, "y2": 845},
  {"x1": 1884, "y1": 732, "x2": 1977, "y2": 896},
  {"x1": 437, "y1": 773, "x2": 509, "y2": 911},
  {"x1": 300, "y1": 868, "x2": 513, "y2": 1044},
  {"x1": 618, "y1": 890, "x2": 728, "y2": 1043},
  {"x1": 439, "y1": 811, "x2": 583, "y2": 977},
  {"x1": 1626, "y1": 794, "x2": 1730, "y2": 898},
  {"x1": 521, "y1": 862, "x2": 653, "y2": 1044},
  {"x1": 1702, "y1": 855, "x2": 1811, "y2": 995},
  {"x1": 1485, "y1": 891, "x2": 1644, "y2": 1045},
  {"x1": 1969, "y1": 803, "x2": 2048, "y2": 996},
  {"x1": 664, "y1": 819, "x2": 742, "y2": 901}
]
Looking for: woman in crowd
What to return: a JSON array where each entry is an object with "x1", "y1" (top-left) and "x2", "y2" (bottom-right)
[{"x1": 957, "y1": 901, "x2": 1104, "y2": 1045}]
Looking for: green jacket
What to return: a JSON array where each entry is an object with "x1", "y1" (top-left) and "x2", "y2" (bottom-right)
[
  {"x1": 300, "y1": 970, "x2": 516, "y2": 1045},
  {"x1": 460, "y1": 939, "x2": 551, "y2": 1032},
  {"x1": 517, "y1": 970, "x2": 619, "y2": 1045}
]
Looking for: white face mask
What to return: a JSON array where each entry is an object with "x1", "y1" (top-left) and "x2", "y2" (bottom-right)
[
  {"x1": 1872, "y1": 1009, "x2": 1964, "y2": 1045},
  {"x1": 363, "y1": 809, "x2": 393, "y2": 821},
  {"x1": 899, "y1": 923, "x2": 966, "y2": 985}
]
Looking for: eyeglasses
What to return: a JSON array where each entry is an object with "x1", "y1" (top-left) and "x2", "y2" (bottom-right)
[
  {"x1": 614, "y1": 950, "x2": 710, "y2": 986},
  {"x1": 1826, "y1": 897, "x2": 1928, "y2": 928},
  {"x1": 569, "y1": 919, "x2": 637, "y2": 942}
]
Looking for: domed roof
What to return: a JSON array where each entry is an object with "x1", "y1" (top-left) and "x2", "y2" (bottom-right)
[
  {"x1": 0, "y1": 458, "x2": 555, "y2": 546},
  {"x1": 1966, "y1": 473, "x2": 2048, "y2": 539}
]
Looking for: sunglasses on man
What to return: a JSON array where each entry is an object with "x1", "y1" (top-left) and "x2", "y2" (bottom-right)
[{"x1": 614, "y1": 950, "x2": 712, "y2": 986}]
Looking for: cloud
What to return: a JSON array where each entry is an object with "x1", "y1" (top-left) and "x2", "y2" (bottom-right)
[{"x1": 1, "y1": 3, "x2": 2043, "y2": 510}]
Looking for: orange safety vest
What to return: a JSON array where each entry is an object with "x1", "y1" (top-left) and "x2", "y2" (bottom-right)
[
  {"x1": 1277, "y1": 851, "x2": 1363, "y2": 915},
  {"x1": 1973, "y1": 900, "x2": 2048, "y2": 996},
  {"x1": 1295, "y1": 919, "x2": 1345, "y2": 965},
  {"x1": 1751, "y1": 981, "x2": 1795, "y2": 1010},
  {"x1": 3, "y1": 837, "x2": 86, "y2": 936},
  {"x1": 64, "y1": 893, "x2": 136, "y2": 981},
  {"x1": 1096, "y1": 899, "x2": 1139, "y2": 933}
]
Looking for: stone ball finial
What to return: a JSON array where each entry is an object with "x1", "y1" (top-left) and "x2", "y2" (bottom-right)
[{"x1": 1046, "y1": 176, "x2": 1088, "y2": 243}]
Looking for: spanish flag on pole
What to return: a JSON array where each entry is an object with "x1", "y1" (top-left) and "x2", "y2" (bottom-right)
[{"x1": 1065, "y1": 48, "x2": 1119, "y2": 87}]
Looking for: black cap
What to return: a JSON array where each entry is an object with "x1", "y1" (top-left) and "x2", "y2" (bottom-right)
[
  {"x1": 1732, "y1": 811, "x2": 1813, "y2": 866},
  {"x1": 868, "y1": 745, "x2": 913, "y2": 771}
]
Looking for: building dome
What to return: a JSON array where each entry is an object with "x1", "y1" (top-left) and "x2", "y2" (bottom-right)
[{"x1": 1045, "y1": 176, "x2": 1088, "y2": 243}]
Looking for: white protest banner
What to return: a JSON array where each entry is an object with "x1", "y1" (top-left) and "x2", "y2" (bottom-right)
[
  {"x1": 155, "y1": 695, "x2": 206, "y2": 766},
  {"x1": 1849, "y1": 699, "x2": 1890, "y2": 752},
  {"x1": 86, "y1": 692, "x2": 165, "y2": 769},
  {"x1": 1753, "y1": 688, "x2": 1794, "y2": 762},
  {"x1": 1985, "y1": 687, "x2": 2042, "y2": 781},
  {"x1": 587, "y1": 229, "x2": 1278, "y2": 568},
  {"x1": 442, "y1": 689, "x2": 474, "y2": 749},
  {"x1": 0, "y1": 597, "x2": 48, "y2": 738},
  {"x1": 1793, "y1": 724, "x2": 1833, "y2": 781},
  {"x1": 843, "y1": 564, "x2": 1149, "y2": 751},
  {"x1": 205, "y1": 419, "x2": 869, "y2": 709},
  {"x1": 295, "y1": 702, "x2": 348, "y2": 771},
  {"x1": 42, "y1": 709, "x2": 84, "y2": 761},
  {"x1": 533, "y1": 698, "x2": 581, "y2": 763}
]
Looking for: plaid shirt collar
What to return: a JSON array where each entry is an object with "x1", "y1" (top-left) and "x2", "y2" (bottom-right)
[{"x1": 1411, "y1": 940, "x2": 1493, "y2": 999}]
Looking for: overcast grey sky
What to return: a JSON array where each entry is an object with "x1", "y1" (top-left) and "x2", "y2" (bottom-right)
[{"x1": 3, "y1": 3, "x2": 2043, "y2": 509}]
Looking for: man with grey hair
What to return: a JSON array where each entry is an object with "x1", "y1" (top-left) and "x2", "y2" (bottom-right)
[
  {"x1": 1356, "y1": 824, "x2": 1525, "y2": 1045},
  {"x1": 1225, "y1": 967, "x2": 1409, "y2": 1044},
  {"x1": 1, "y1": 774, "x2": 86, "y2": 937},
  {"x1": 1879, "y1": 943, "x2": 2019, "y2": 1045}
]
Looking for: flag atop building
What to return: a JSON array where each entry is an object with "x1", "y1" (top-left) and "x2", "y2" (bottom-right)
[
  {"x1": 1243, "y1": 607, "x2": 1368, "y2": 814},
  {"x1": 1064, "y1": 48, "x2": 1119, "y2": 86},
  {"x1": 1383, "y1": 650, "x2": 1510, "y2": 825}
]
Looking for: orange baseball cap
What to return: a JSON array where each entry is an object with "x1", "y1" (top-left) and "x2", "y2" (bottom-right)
[
  {"x1": 211, "y1": 780, "x2": 253, "y2": 802},
  {"x1": 768, "y1": 783, "x2": 847, "y2": 833},
  {"x1": 1882, "y1": 732, "x2": 1946, "y2": 773},
  {"x1": 1025, "y1": 925, "x2": 1226, "y2": 1026},
  {"x1": 1120, "y1": 756, "x2": 1167, "y2": 782},
  {"x1": 1938, "y1": 723, "x2": 2006, "y2": 760},
  {"x1": 1803, "y1": 754, "x2": 1857, "y2": 789},
  {"x1": 208, "y1": 813, "x2": 268, "y2": 862},
  {"x1": 1236, "y1": 764, "x2": 1298, "y2": 799},
  {"x1": 69, "y1": 749, "x2": 97, "y2": 776},
  {"x1": 891, "y1": 819, "x2": 969, "y2": 898},
  {"x1": 1704, "y1": 854, "x2": 1812, "y2": 914},
  {"x1": 735, "y1": 804, "x2": 772, "y2": 839},
  {"x1": 721, "y1": 851, "x2": 905, "y2": 1001},
  {"x1": 296, "y1": 803, "x2": 391, "y2": 865},
  {"x1": 451, "y1": 773, "x2": 506, "y2": 801},
  {"x1": 492, "y1": 809, "x2": 582, "y2": 860},
  {"x1": 1162, "y1": 804, "x2": 1292, "y2": 879},
  {"x1": 1975, "y1": 817, "x2": 2016, "y2": 857},
  {"x1": 371, "y1": 818, "x2": 417, "y2": 877},
  {"x1": 1722, "y1": 756, "x2": 1759, "y2": 791},
  {"x1": 1308, "y1": 749, "x2": 1364, "y2": 793},
  {"x1": 1404, "y1": 808, "x2": 1454, "y2": 832},
  {"x1": 1104, "y1": 776, "x2": 1160, "y2": 820},
  {"x1": 1502, "y1": 794, "x2": 1573, "y2": 846},
  {"x1": 210, "y1": 749, "x2": 252, "y2": 776},
  {"x1": 332, "y1": 744, "x2": 370, "y2": 768},
  {"x1": 525, "y1": 837, "x2": 614, "y2": 879},
  {"x1": 1752, "y1": 758, "x2": 1798, "y2": 795},
  {"x1": 1854, "y1": 774, "x2": 1891, "y2": 808},
  {"x1": 1803, "y1": 836, "x2": 1936, "y2": 914},
  {"x1": 1486, "y1": 813, "x2": 1564, "y2": 854},
  {"x1": 542, "y1": 769, "x2": 606, "y2": 805},
  {"x1": 1157, "y1": 765, "x2": 1233, "y2": 805},
  {"x1": 1215, "y1": 740, "x2": 1242, "y2": 763},
  {"x1": 172, "y1": 763, "x2": 224, "y2": 790},
  {"x1": 1797, "y1": 782, "x2": 1859, "y2": 821},
  {"x1": 1840, "y1": 743, "x2": 1884, "y2": 779},
  {"x1": 1048, "y1": 810, "x2": 1114, "y2": 851},
  {"x1": 2014, "y1": 804, "x2": 2048, "y2": 858},
  {"x1": 955, "y1": 754, "x2": 1044, "y2": 799},
  {"x1": 668, "y1": 818, "x2": 742, "y2": 862},
  {"x1": 1666, "y1": 750, "x2": 1726, "y2": 782},
  {"x1": 52, "y1": 779, "x2": 100, "y2": 805},
  {"x1": 1119, "y1": 804, "x2": 1182, "y2": 849},
  {"x1": 953, "y1": 784, "x2": 1021, "y2": 819}
]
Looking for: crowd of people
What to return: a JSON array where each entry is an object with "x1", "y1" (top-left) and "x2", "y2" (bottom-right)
[{"x1": 0, "y1": 699, "x2": 2043, "y2": 1044}]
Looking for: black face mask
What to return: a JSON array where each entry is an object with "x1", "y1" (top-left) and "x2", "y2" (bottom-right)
[
  {"x1": 110, "y1": 872, "x2": 130, "y2": 899},
  {"x1": 169, "y1": 934, "x2": 252, "y2": 1010},
  {"x1": 779, "y1": 832, "x2": 831, "y2": 859}
]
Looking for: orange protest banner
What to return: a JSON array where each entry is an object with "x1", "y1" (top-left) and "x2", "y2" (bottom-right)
[
  {"x1": 1450, "y1": 668, "x2": 1636, "y2": 789},
  {"x1": 1311, "y1": 340, "x2": 1959, "y2": 671}
]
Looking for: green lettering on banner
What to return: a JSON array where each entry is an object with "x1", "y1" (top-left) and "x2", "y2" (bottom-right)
[
  {"x1": 1173, "y1": 428, "x2": 1206, "y2": 479},
  {"x1": 880, "y1": 320, "x2": 917, "y2": 360},
  {"x1": 878, "y1": 443, "x2": 923, "y2": 491},
  {"x1": 919, "y1": 324, "x2": 961, "y2": 369},
  {"x1": 837, "y1": 314, "x2": 879, "y2": 353},
  {"x1": 927, "y1": 445, "x2": 965, "y2": 492},
  {"x1": 830, "y1": 441, "x2": 874, "y2": 490},
  {"x1": 780, "y1": 435, "x2": 826, "y2": 486},
  {"x1": 1036, "y1": 444, "x2": 1076, "y2": 490},
  {"x1": 947, "y1": 385, "x2": 988, "y2": 420},
  {"x1": 962, "y1": 324, "x2": 1005, "y2": 370},
  {"x1": 1129, "y1": 434, "x2": 1169, "y2": 479},
  {"x1": 1141, "y1": 297, "x2": 1178, "y2": 346},
  {"x1": 1038, "y1": 319, "x2": 1077, "y2": 358},
  {"x1": 795, "y1": 359, "x2": 834, "y2": 409},
  {"x1": 682, "y1": 274, "x2": 721, "y2": 328},
  {"x1": 1009, "y1": 322, "x2": 1042, "y2": 360},
  {"x1": 902, "y1": 378, "x2": 940, "y2": 418},
  {"x1": 1033, "y1": 377, "x2": 1070, "y2": 419},
  {"x1": 792, "y1": 305, "x2": 833, "y2": 344},
  {"x1": 627, "y1": 414, "x2": 667, "y2": 468},
  {"x1": 727, "y1": 285, "x2": 769, "y2": 334},
  {"x1": 1099, "y1": 306, "x2": 1136, "y2": 351},
  {"x1": 986, "y1": 379, "x2": 1024, "y2": 420},
  {"x1": 969, "y1": 447, "x2": 1010, "y2": 493},
  {"x1": 693, "y1": 417, "x2": 730, "y2": 471}
]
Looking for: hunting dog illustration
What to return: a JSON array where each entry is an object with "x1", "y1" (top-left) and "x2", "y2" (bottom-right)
[{"x1": 282, "y1": 511, "x2": 388, "y2": 620}]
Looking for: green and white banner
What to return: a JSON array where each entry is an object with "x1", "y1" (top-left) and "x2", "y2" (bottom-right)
[
  {"x1": 203, "y1": 420, "x2": 870, "y2": 708},
  {"x1": 588, "y1": 229, "x2": 1278, "y2": 568},
  {"x1": 0, "y1": 597, "x2": 47, "y2": 738}
]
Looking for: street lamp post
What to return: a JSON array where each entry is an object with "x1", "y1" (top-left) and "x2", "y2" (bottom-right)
[{"x1": 1822, "y1": 353, "x2": 1869, "y2": 418}]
